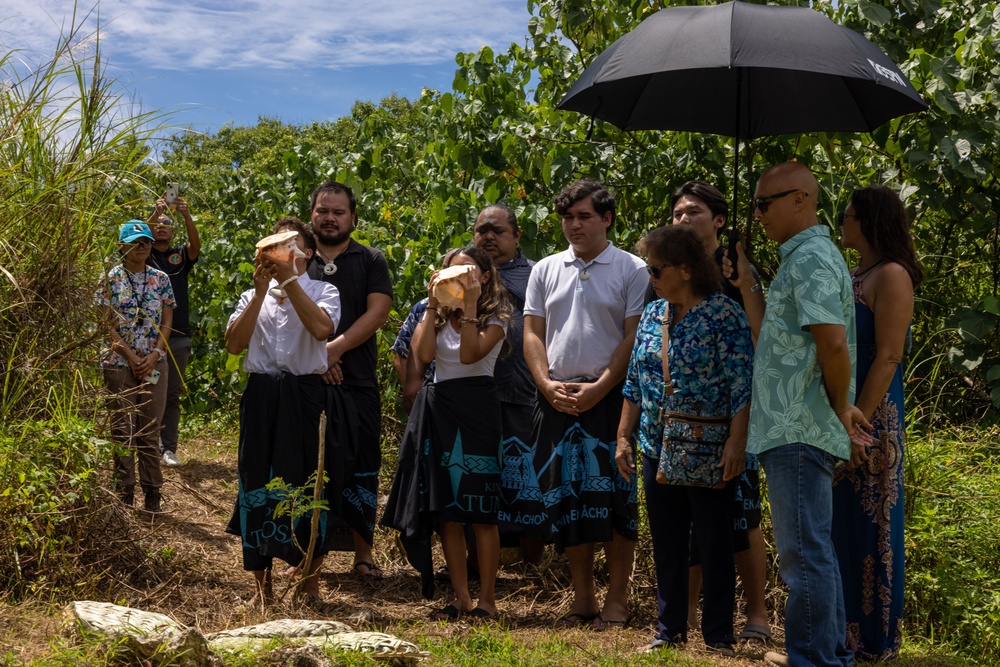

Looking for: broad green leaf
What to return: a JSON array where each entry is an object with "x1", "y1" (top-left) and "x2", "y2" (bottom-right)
[{"x1": 858, "y1": 1, "x2": 893, "y2": 26}]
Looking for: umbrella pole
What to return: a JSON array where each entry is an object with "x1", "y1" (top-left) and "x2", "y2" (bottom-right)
[{"x1": 727, "y1": 69, "x2": 743, "y2": 280}]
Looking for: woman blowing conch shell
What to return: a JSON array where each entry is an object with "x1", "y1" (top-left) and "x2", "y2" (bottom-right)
[{"x1": 430, "y1": 263, "x2": 478, "y2": 310}]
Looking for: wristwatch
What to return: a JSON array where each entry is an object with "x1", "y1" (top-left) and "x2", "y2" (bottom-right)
[
  {"x1": 156, "y1": 348, "x2": 167, "y2": 360},
  {"x1": 750, "y1": 282, "x2": 762, "y2": 293}
]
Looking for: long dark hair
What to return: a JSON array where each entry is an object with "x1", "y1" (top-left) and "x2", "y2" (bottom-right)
[
  {"x1": 637, "y1": 225, "x2": 722, "y2": 298},
  {"x1": 850, "y1": 185, "x2": 923, "y2": 287}
]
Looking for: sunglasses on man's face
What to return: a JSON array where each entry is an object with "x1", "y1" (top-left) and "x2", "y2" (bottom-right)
[
  {"x1": 155, "y1": 221, "x2": 174, "y2": 228},
  {"x1": 752, "y1": 188, "x2": 803, "y2": 213},
  {"x1": 646, "y1": 262, "x2": 673, "y2": 279}
]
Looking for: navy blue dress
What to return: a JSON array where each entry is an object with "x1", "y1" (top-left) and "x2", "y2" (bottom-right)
[{"x1": 832, "y1": 276, "x2": 906, "y2": 661}]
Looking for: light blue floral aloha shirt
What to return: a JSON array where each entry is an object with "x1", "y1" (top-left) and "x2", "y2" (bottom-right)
[
  {"x1": 623, "y1": 294, "x2": 754, "y2": 459},
  {"x1": 95, "y1": 265, "x2": 175, "y2": 368},
  {"x1": 747, "y1": 225, "x2": 855, "y2": 460}
]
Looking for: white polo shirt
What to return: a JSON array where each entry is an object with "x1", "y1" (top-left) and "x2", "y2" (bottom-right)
[
  {"x1": 228, "y1": 273, "x2": 341, "y2": 376},
  {"x1": 524, "y1": 242, "x2": 647, "y2": 381}
]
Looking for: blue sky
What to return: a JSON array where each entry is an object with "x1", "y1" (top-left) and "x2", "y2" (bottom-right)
[{"x1": 2, "y1": 0, "x2": 532, "y2": 134}]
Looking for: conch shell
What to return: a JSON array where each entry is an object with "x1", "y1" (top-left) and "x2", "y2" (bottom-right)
[
  {"x1": 255, "y1": 231, "x2": 299, "y2": 262},
  {"x1": 432, "y1": 264, "x2": 476, "y2": 309}
]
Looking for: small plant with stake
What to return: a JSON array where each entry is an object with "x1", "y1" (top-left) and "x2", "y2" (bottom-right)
[{"x1": 264, "y1": 411, "x2": 329, "y2": 603}]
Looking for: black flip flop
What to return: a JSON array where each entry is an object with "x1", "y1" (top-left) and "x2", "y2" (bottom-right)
[
  {"x1": 556, "y1": 611, "x2": 598, "y2": 628},
  {"x1": 352, "y1": 560, "x2": 384, "y2": 580},
  {"x1": 431, "y1": 603, "x2": 463, "y2": 622}
]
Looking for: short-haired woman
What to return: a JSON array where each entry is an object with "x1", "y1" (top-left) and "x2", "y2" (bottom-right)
[{"x1": 96, "y1": 221, "x2": 175, "y2": 513}]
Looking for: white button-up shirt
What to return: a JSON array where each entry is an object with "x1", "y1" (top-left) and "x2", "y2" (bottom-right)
[{"x1": 228, "y1": 273, "x2": 341, "y2": 376}]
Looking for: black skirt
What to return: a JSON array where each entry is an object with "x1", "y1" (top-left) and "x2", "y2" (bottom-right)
[
  {"x1": 498, "y1": 402, "x2": 552, "y2": 543},
  {"x1": 225, "y1": 372, "x2": 350, "y2": 570},
  {"x1": 319, "y1": 384, "x2": 377, "y2": 551},
  {"x1": 532, "y1": 382, "x2": 639, "y2": 550},
  {"x1": 381, "y1": 375, "x2": 503, "y2": 598}
]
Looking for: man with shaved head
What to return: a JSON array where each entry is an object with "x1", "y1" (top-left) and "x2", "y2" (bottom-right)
[{"x1": 745, "y1": 163, "x2": 871, "y2": 667}]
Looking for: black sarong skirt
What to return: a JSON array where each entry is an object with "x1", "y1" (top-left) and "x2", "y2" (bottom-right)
[
  {"x1": 532, "y1": 382, "x2": 639, "y2": 551},
  {"x1": 381, "y1": 375, "x2": 502, "y2": 598},
  {"x1": 225, "y1": 372, "x2": 346, "y2": 571}
]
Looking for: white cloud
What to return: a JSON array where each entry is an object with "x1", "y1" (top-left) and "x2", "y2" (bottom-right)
[{"x1": 0, "y1": 0, "x2": 529, "y2": 71}]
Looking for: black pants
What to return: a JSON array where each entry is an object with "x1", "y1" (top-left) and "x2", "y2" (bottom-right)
[{"x1": 643, "y1": 453, "x2": 735, "y2": 645}]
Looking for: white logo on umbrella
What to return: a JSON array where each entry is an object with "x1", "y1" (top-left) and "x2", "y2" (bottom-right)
[{"x1": 868, "y1": 58, "x2": 906, "y2": 88}]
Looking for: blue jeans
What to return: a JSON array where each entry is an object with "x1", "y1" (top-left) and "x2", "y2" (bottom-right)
[{"x1": 760, "y1": 444, "x2": 852, "y2": 667}]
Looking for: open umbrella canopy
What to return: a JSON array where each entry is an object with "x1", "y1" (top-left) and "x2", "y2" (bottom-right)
[{"x1": 557, "y1": 0, "x2": 928, "y2": 138}]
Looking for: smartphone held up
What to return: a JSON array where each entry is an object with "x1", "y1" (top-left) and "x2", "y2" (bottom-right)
[{"x1": 165, "y1": 182, "x2": 179, "y2": 210}]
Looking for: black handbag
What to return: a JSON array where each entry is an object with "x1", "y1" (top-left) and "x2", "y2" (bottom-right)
[{"x1": 655, "y1": 312, "x2": 729, "y2": 488}]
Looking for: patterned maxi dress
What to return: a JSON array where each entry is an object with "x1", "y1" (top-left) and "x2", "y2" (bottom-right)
[{"x1": 831, "y1": 275, "x2": 906, "y2": 661}]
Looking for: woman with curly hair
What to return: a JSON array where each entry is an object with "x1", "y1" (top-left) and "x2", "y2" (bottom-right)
[
  {"x1": 383, "y1": 245, "x2": 513, "y2": 621},
  {"x1": 833, "y1": 185, "x2": 922, "y2": 661}
]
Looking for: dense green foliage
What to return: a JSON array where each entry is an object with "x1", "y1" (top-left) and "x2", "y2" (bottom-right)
[
  {"x1": 1, "y1": 0, "x2": 999, "y2": 664},
  {"x1": 905, "y1": 427, "x2": 1000, "y2": 661},
  {"x1": 158, "y1": 0, "x2": 1000, "y2": 424},
  {"x1": 0, "y1": 24, "x2": 162, "y2": 422},
  {"x1": 0, "y1": 18, "x2": 165, "y2": 600}
]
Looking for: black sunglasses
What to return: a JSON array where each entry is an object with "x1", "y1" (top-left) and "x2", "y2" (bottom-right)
[
  {"x1": 752, "y1": 189, "x2": 803, "y2": 213},
  {"x1": 836, "y1": 211, "x2": 860, "y2": 226},
  {"x1": 646, "y1": 262, "x2": 673, "y2": 279}
]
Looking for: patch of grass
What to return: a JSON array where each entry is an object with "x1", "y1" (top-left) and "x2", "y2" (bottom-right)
[{"x1": 905, "y1": 426, "x2": 1000, "y2": 662}]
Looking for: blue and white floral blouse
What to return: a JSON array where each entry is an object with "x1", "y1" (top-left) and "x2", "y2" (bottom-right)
[{"x1": 622, "y1": 294, "x2": 754, "y2": 459}]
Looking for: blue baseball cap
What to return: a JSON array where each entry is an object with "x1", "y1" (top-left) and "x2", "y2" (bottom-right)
[{"x1": 119, "y1": 220, "x2": 154, "y2": 243}]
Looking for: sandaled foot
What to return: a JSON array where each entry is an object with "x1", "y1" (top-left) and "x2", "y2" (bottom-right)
[
  {"x1": 765, "y1": 650, "x2": 790, "y2": 667},
  {"x1": 353, "y1": 560, "x2": 384, "y2": 580},
  {"x1": 706, "y1": 642, "x2": 736, "y2": 657},
  {"x1": 591, "y1": 613, "x2": 630, "y2": 631},
  {"x1": 637, "y1": 637, "x2": 680, "y2": 654},
  {"x1": 430, "y1": 604, "x2": 464, "y2": 622},
  {"x1": 738, "y1": 622, "x2": 772, "y2": 642},
  {"x1": 468, "y1": 607, "x2": 500, "y2": 623},
  {"x1": 556, "y1": 611, "x2": 598, "y2": 628},
  {"x1": 434, "y1": 562, "x2": 450, "y2": 583}
]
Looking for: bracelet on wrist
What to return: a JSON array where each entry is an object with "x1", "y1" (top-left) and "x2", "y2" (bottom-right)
[{"x1": 460, "y1": 316, "x2": 478, "y2": 328}]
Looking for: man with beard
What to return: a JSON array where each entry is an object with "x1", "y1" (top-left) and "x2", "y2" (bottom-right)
[{"x1": 307, "y1": 181, "x2": 393, "y2": 580}]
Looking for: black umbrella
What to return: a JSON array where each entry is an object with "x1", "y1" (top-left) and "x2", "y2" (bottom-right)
[{"x1": 557, "y1": 0, "x2": 928, "y2": 274}]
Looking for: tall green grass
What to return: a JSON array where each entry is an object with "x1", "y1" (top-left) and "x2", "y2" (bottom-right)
[
  {"x1": 0, "y1": 12, "x2": 162, "y2": 422},
  {"x1": 0, "y1": 11, "x2": 165, "y2": 596},
  {"x1": 904, "y1": 426, "x2": 1000, "y2": 662}
]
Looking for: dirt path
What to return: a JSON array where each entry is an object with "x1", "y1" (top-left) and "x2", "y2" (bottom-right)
[
  {"x1": 139, "y1": 432, "x2": 781, "y2": 665},
  {"x1": 5, "y1": 432, "x2": 780, "y2": 665}
]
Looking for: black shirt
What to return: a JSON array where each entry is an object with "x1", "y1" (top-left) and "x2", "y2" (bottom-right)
[
  {"x1": 147, "y1": 244, "x2": 198, "y2": 337},
  {"x1": 307, "y1": 239, "x2": 393, "y2": 388},
  {"x1": 494, "y1": 251, "x2": 537, "y2": 406}
]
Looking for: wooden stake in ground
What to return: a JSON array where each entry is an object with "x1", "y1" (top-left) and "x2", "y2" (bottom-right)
[{"x1": 294, "y1": 410, "x2": 327, "y2": 600}]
